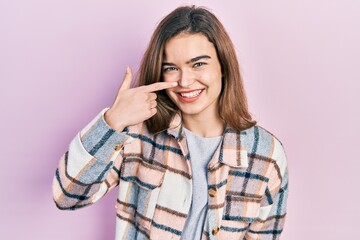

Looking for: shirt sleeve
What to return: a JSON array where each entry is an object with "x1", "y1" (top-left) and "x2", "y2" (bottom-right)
[
  {"x1": 52, "y1": 108, "x2": 130, "y2": 210},
  {"x1": 245, "y1": 139, "x2": 289, "y2": 240}
]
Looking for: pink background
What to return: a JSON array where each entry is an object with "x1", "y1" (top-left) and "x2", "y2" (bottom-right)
[{"x1": 1, "y1": 0, "x2": 359, "y2": 239}]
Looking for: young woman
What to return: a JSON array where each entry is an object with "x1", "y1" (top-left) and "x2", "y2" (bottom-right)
[{"x1": 53, "y1": 5, "x2": 289, "y2": 240}]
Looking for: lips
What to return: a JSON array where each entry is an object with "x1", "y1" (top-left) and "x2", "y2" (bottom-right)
[
  {"x1": 176, "y1": 89, "x2": 204, "y2": 103},
  {"x1": 179, "y1": 89, "x2": 202, "y2": 98}
]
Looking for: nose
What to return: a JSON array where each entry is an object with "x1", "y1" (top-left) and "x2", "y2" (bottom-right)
[{"x1": 178, "y1": 70, "x2": 195, "y2": 88}]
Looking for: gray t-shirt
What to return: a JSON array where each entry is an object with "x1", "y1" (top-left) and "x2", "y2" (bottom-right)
[{"x1": 180, "y1": 127, "x2": 222, "y2": 240}]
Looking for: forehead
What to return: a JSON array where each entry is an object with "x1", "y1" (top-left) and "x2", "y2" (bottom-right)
[{"x1": 163, "y1": 33, "x2": 216, "y2": 61}]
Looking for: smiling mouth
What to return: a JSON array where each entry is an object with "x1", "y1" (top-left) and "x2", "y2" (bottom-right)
[{"x1": 178, "y1": 89, "x2": 203, "y2": 98}]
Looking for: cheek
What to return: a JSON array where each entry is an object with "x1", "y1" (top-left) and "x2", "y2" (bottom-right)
[
  {"x1": 217, "y1": 79, "x2": 223, "y2": 96},
  {"x1": 197, "y1": 72, "x2": 222, "y2": 89}
]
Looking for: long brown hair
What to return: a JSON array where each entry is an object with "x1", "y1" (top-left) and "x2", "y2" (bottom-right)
[{"x1": 135, "y1": 5, "x2": 257, "y2": 133}]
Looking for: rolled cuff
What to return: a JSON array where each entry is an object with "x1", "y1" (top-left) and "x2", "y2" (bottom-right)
[{"x1": 81, "y1": 108, "x2": 129, "y2": 163}]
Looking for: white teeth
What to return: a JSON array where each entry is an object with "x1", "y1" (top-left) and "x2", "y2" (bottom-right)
[{"x1": 180, "y1": 90, "x2": 202, "y2": 98}]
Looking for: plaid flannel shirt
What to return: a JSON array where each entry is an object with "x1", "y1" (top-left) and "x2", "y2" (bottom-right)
[{"x1": 53, "y1": 108, "x2": 289, "y2": 240}]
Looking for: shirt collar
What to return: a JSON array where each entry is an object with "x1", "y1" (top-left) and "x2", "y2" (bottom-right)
[
  {"x1": 166, "y1": 112, "x2": 250, "y2": 169},
  {"x1": 166, "y1": 112, "x2": 183, "y2": 141}
]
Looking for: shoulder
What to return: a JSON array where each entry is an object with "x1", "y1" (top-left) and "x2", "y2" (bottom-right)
[{"x1": 241, "y1": 124, "x2": 287, "y2": 165}]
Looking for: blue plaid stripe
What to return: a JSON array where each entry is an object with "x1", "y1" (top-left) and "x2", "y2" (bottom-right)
[
  {"x1": 89, "y1": 129, "x2": 115, "y2": 155},
  {"x1": 129, "y1": 133, "x2": 182, "y2": 155},
  {"x1": 152, "y1": 220, "x2": 182, "y2": 235},
  {"x1": 208, "y1": 179, "x2": 227, "y2": 189},
  {"x1": 220, "y1": 225, "x2": 249, "y2": 232},
  {"x1": 121, "y1": 176, "x2": 160, "y2": 190},
  {"x1": 229, "y1": 170, "x2": 269, "y2": 182}
]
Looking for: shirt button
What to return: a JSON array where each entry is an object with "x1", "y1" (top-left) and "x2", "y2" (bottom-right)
[
  {"x1": 212, "y1": 226, "x2": 220, "y2": 235},
  {"x1": 114, "y1": 144, "x2": 122, "y2": 151},
  {"x1": 208, "y1": 188, "x2": 217, "y2": 197}
]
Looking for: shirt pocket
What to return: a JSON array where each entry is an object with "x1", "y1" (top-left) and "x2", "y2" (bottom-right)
[
  {"x1": 218, "y1": 195, "x2": 261, "y2": 239},
  {"x1": 116, "y1": 158, "x2": 166, "y2": 232}
]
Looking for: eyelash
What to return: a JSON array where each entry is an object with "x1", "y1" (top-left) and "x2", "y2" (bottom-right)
[
  {"x1": 194, "y1": 62, "x2": 206, "y2": 68},
  {"x1": 163, "y1": 67, "x2": 177, "y2": 72},
  {"x1": 163, "y1": 62, "x2": 207, "y2": 72}
]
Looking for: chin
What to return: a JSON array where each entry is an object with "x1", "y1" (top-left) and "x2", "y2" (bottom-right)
[{"x1": 177, "y1": 105, "x2": 205, "y2": 116}]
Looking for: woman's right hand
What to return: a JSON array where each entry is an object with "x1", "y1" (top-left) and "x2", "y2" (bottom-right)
[{"x1": 104, "y1": 67, "x2": 178, "y2": 132}]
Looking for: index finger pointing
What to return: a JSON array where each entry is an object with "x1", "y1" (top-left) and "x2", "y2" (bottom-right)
[{"x1": 142, "y1": 81, "x2": 178, "y2": 92}]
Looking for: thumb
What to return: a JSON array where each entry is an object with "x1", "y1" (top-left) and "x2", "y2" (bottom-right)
[{"x1": 119, "y1": 66, "x2": 133, "y2": 92}]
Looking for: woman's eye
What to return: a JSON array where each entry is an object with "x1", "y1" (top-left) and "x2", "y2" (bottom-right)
[
  {"x1": 163, "y1": 67, "x2": 177, "y2": 72},
  {"x1": 194, "y1": 62, "x2": 206, "y2": 68}
]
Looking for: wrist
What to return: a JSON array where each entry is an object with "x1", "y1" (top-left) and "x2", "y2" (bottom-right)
[{"x1": 104, "y1": 109, "x2": 125, "y2": 132}]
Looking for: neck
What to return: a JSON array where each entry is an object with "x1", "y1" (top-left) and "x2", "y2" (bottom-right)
[{"x1": 182, "y1": 111, "x2": 225, "y2": 138}]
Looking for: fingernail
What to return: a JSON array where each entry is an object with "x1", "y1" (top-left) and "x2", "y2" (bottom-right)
[{"x1": 126, "y1": 66, "x2": 130, "y2": 73}]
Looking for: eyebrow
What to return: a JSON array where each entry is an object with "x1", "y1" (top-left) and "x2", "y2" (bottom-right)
[{"x1": 162, "y1": 55, "x2": 211, "y2": 66}]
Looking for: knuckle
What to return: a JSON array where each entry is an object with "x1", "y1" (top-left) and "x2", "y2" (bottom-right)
[
  {"x1": 146, "y1": 109, "x2": 153, "y2": 117},
  {"x1": 151, "y1": 108, "x2": 157, "y2": 115}
]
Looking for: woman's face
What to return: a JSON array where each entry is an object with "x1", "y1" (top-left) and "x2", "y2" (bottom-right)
[{"x1": 162, "y1": 33, "x2": 223, "y2": 119}]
